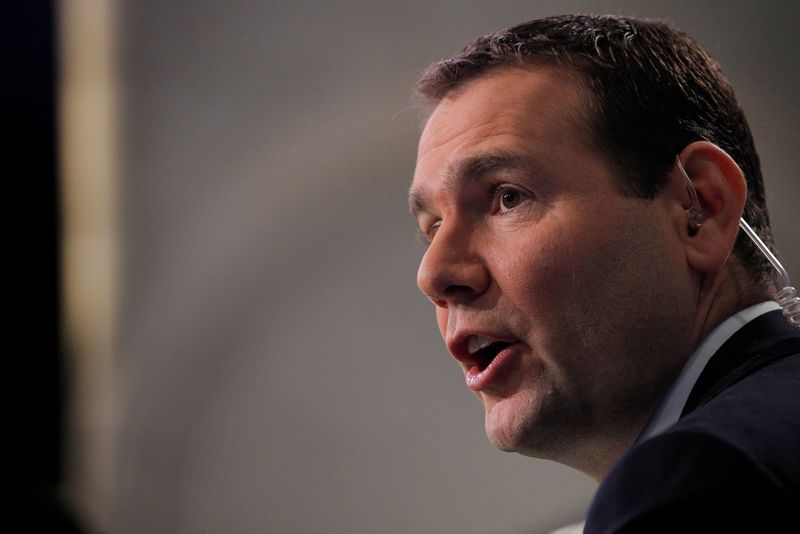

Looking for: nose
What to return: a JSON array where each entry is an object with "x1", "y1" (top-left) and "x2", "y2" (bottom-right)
[{"x1": 416, "y1": 221, "x2": 490, "y2": 308}]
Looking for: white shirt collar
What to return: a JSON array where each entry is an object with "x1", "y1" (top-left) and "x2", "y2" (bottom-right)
[{"x1": 635, "y1": 300, "x2": 781, "y2": 444}]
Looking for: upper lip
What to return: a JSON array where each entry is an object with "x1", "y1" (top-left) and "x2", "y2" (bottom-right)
[{"x1": 447, "y1": 329, "x2": 518, "y2": 368}]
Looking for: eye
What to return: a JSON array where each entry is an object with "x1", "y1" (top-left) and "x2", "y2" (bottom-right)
[
  {"x1": 421, "y1": 220, "x2": 441, "y2": 243},
  {"x1": 495, "y1": 185, "x2": 530, "y2": 214}
]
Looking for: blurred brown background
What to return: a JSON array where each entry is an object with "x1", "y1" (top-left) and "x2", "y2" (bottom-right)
[{"x1": 55, "y1": 1, "x2": 799, "y2": 532}]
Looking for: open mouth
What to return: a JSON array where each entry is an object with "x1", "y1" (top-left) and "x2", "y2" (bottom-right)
[{"x1": 468, "y1": 335, "x2": 513, "y2": 371}]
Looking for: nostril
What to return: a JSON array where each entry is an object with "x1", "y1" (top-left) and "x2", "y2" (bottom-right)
[
  {"x1": 431, "y1": 298, "x2": 448, "y2": 308},
  {"x1": 444, "y1": 284, "x2": 475, "y2": 296},
  {"x1": 430, "y1": 284, "x2": 479, "y2": 306}
]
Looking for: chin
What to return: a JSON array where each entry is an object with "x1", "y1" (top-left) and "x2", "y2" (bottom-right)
[
  {"x1": 483, "y1": 395, "x2": 538, "y2": 453},
  {"x1": 483, "y1": 390, "x2": 576, "y2": 458}
]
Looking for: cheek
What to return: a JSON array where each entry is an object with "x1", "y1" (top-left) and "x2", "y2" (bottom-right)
[
  {"x1": 490, "y1": 232, "x2": 563, "y2": 298},
  {"x1": 488, "y1": 222, "x2": 616, "y2": 354}
]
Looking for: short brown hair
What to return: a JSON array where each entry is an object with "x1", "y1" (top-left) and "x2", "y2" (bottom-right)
[{"x1": 417, "y1": 14, "x2": 777, "y2": 289}]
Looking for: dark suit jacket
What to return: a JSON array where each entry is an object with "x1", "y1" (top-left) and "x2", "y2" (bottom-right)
[{"x1": 585, "y1": 310, "x2": 800, "y2": 533}]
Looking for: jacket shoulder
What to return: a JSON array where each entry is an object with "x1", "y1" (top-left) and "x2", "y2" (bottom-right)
[{"x1": 586, "y1": 430, "x2": 799, "y2": 533}]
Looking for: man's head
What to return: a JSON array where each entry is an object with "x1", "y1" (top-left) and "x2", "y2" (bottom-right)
[
  {"x1": 409, "y1": 15, "x2": 774, "y2": 478},
  {"x1": 416, "y1": 14, "x2": 776, "y2": 290}
]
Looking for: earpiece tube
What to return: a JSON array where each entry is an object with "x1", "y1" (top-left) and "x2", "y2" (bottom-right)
[{"x1": 739, "y1": 218, "x2": 800, "y2": 327}]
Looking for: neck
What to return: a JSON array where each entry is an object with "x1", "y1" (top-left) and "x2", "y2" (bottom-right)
[{"x1": 690, "y1": 262, "x2": 771, "y2": 352}]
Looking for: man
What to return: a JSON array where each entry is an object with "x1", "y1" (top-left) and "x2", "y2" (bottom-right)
[{"x1": 409, "y1": 14, "x2": 800, "y2": 532}]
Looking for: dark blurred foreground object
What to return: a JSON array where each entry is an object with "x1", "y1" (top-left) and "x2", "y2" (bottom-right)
[{"x1": 9, "y1": 1, "x2": 84, "y2": 531}]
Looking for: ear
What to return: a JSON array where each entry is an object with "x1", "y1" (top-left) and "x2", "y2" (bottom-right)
[{"x1": 674, "y1": 141, "x2": 747, "y2": 273}]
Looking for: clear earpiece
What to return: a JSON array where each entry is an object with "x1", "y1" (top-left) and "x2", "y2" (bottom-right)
[
  {"x1": 687, "y1": 207, "x2": 705, "y2": 230},
  {"x1": 675, "y1": 156, "x2": 705, "y2": 229}
]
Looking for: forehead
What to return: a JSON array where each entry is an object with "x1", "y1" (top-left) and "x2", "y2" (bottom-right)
[{"x1": 411, "y1": 66, "x2": 596, "y2": 210}]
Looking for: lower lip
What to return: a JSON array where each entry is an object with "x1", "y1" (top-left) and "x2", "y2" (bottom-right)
[{"x1": 464, "y1": 343, "x2": 519, "y2": 391}]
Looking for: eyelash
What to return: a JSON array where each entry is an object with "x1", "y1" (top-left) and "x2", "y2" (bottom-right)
[
  {"x1": 491, "y1": 183, "x2": 531, "y2": 214},
  {"x1": 421, "y1": 221, "x2": 441, "y2": 244},
  {"x1": 420, "y1": 184, "x2": 533, "y2": 243}
]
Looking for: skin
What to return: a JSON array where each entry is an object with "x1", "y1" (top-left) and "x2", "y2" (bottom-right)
[{"x1": 410, "y1": 66, "x2": 762, "y2": 480}]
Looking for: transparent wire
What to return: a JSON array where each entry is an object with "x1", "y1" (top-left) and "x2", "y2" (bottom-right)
[{"x1": 739, "y1": 218, "x2": 800, "y2": 327}]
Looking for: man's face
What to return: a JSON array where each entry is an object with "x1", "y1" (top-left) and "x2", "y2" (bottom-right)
[{"x1": 411, "y1": 66, "x2": 695, "y2": 466}]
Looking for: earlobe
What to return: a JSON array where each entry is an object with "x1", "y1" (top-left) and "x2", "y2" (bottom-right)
[{"x1": 675, "y1": 142, "x2": 747, "y2": 273}]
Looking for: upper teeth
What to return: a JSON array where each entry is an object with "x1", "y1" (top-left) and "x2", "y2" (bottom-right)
[{"x1": 468, "y1": 335, "x2": 495, "y2": 355}]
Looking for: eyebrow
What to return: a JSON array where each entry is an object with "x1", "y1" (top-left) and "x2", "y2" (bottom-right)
[{"x1": 409, "y1": 151, "x2": 541, "y2": 217}]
